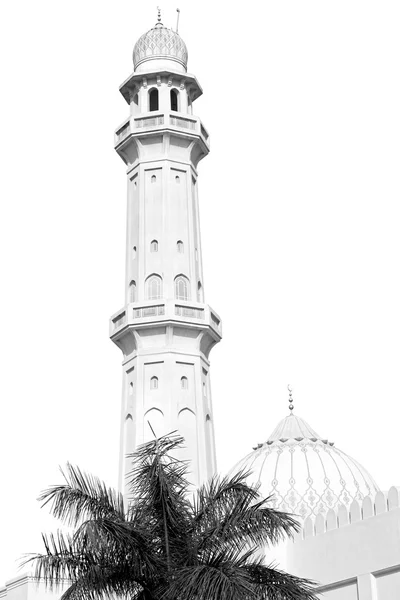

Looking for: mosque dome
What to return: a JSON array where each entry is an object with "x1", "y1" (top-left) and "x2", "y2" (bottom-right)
[
  {"x1": 133, "y1": 22, "x2": 188, "y2": 72},
  {"x1": 232, "y1": 412, "x2": 379, "y2": 521}
]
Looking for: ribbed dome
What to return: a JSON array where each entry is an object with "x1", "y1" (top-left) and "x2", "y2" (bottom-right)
[
  {"x1": 232, "y1": 413, "x2": 379, "y2": 521},
  {"x1": 133, "y1": 24, "x2": 188, "y2": 71}
]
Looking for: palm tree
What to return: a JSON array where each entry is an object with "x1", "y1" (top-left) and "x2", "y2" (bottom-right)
[{"x1": 27, "y1": 433, "x2": 317, "y2": 600}]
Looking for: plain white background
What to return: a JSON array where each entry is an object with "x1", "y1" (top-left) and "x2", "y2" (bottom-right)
[{"x1": 0, "y1": 0, "x2": 400, "y2": 585}]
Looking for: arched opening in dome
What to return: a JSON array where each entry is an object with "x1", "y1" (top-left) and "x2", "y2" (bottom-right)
[
  {"x1": 149, "y1": 88, "x2": 159, "y2": 112},
  {"x1": 170, "y1": 89, "x2": 179, "y2": 112}
]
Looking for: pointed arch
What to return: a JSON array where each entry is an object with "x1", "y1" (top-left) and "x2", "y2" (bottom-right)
[
  {"x1": 170, "y1": 89, "x2": 179, "y2": 111},
  {"x1": 146, "y1": 274, "x2": 162, "y2": 300},
  {"x1": 149, "y1": 88, "x2": 159, "y2": 112},
  {"x1": 174, "y1": 275, "x2": 190, "y2": 301},
  {"x1": 150, "y1": 239, "x2": 158, "y2": 252},
  {"x1": 129, "y1": 280, "x2": 136, "y2": 302}
]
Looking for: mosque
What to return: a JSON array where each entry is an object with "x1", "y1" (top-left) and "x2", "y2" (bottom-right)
[{"x1": 1, "y1": 12, "x2": 400, "y2": 600}]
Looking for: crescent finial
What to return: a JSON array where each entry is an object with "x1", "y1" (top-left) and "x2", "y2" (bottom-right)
[{"x1": 288, "y1": 384, "x2": 294, "y2": 413}]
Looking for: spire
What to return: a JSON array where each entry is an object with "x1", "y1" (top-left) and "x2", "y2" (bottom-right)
[
  {"x1": 288, "y1": 384, "x2": 294, "y2": 413},
  {"x1": 156, "y1": 6, "x2": 163, "y2": 27}
]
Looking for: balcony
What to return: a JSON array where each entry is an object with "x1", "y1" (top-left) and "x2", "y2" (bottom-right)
[
  {"x1": 114, "y1": 112, "x2": 209, "y2": 147},
  {"x1": 110, "y1": 299, "x2": 221, "y2": 337}
]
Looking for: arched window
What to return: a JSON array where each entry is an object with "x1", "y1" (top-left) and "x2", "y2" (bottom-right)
[
  {"x1": 175, "y1": 175, "x2": 180, "y2": 184},
  {"x1": 177, "y1": 240, "x2": 184, "y2": 253},
  {"x1": 203, "y1": 382, "x2": 207, "y2": 397},
  {"x1": 129, "y1": 280, "x2": 136, "y2": 302},
  {"x1": 146, "y1": 274, "x2": 162, "y2": 300},
  {"x1": 181, "y1": 376, "x2": 188, "y2": 390},
  {"x1": 132, "y1": 246, "x2": 137, "y2": 259},
  {"x1": 149, "y1": 88, "x2": 159, "y2": 112},
  {"x1": 175, "y1": 275, "x2": 189, "y2": 301},
  {"x1": 150, "y1": 376, "x2": 158, "y2": 390},
  {"x1": 129, "y1": 382, "x2": 134, "y2": 395},
  {"x1": 170, "y1": 89, "x2": 179, "y2": 112},
  {"x1": 150, "y1": 240, "x2": 158, "y2": 252},
  {"x1": 151, "y1": 174, "x2": 156, "y2": 183}
]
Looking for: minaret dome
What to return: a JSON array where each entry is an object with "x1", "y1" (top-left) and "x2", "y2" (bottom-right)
[{"x1": 133, "y1": 20, "x2": 188, "y2": 74}]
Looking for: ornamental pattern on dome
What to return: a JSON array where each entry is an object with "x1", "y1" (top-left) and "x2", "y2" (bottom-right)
[
  {"x1": 133, "y1": 26, "x2": 188, "y2": 70},
  {"x1": 233, "y1": 414, "x2": 379, "y2": 521}
]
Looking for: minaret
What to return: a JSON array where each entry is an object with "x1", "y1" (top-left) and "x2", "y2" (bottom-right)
[{"x1": 110, "y1": 12, "x2": 222, "y2": 492}]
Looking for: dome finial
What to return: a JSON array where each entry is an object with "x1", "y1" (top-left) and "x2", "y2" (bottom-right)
[
  {"x1": 288, "y1": 384, "x2": 294, "y2": 413},
  {"x1": 156, "y1": 6, "x2": 163, "y2": 26}
]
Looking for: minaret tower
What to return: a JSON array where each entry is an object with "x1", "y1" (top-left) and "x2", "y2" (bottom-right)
[{"x1": 110, "y1": 12, "x2": 222, "y2": 492}]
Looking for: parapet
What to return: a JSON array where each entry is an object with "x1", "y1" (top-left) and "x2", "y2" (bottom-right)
[{"x1": 301, "y1": 486, "x2": 400, "y2": 539}]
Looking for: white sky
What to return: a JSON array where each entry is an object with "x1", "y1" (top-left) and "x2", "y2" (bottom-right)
[{"x1": 1, "y1": 0, "x2": 400, "y2": 587}]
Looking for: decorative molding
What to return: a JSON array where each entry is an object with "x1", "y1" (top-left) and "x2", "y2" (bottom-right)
[
  {"x1": 142, "y1": 77, "x2": 147, "y2": 89},
  {"x1": 180, "y1": 79, "x2": 185, "y2": 90},
  {"x1": 157, "y1": 75, "x2": 161, "y2": 87},
  {"x1": 168, "y1": 78, "x2": 173, "y2": 87}
]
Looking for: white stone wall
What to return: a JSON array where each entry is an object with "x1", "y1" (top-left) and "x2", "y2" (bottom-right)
[{"x1": 285, "y1": 486, "x2": 400, "y2": 599}]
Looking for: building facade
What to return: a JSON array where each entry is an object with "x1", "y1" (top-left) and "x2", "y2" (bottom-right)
[{"x1": 1, "y1": 14, "x2": 399, "y2": 600}]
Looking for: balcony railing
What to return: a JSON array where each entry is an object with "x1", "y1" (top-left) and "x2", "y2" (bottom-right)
[
  {"x1": 115, "y1": 113, "x2": 209, "y2": 146},
  {"x1": 210, "y1": 311, "x2": 221, "y2": 329},
  {"x1": 116, "y1": 121, "x2": 130, "y2": 143},
  {"x1": 112, "y1": 311, "x2": 126, "y2": 331},
  {"x1": 175, "y1": 304, "x2": 204, "y2": 320},
  {"x1": 110, "y1": 301, "x2": 221, "y2": 337},
  {"x1": 169, "y1": 115, "x2": 196, "y2": 131},
  {"x1": 134, "y1": 115, "x2": 164, "y2": 128},
  {"x1": 133, "y1": 305, "x2": 165, "y2": 318}
]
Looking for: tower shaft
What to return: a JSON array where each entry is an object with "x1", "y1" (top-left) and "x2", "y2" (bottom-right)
[{"x1": 110, "y1": 64, "x2": 221, "y2": 492}]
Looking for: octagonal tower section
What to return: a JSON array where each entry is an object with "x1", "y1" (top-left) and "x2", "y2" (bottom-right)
[{"x1": 110, "y1": 21, "x2": 221, "y2": 494}]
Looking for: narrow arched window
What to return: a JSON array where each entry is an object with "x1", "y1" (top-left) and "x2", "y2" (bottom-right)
[
  {"x1": 129, "y1": 280, "x2": 136, "y2": 302},
  {"x1": 175, "y1": 275, "x2": 189, "y2": 301},
  {"x1": 149, "y1": 88, "x2": 159, "y2": 112},
  {"x1": 181, "y1": 376, "x2": 188, "y2": 390},
  {"x1": 170, "y1": 89, "x2": 178, "y2": 111},
  {"x1": 150, "y1": 376, "x2": 158, "y2": 390},
  {"x1": 150, "y1": 240, "x2": 158, "y2": 252},
  {"x1": 177, "y1": 240, "x2": 184, "y2": 253},
  {"x1": 129, "y1": 382, "x2": 134, "y2": 395},
  {"x1": 151, "y1": 175, "x2": 156, "y2": 183},
  {"x1": 146, "y1": 275, "x2": 162, "y2": 300},
  {"x1": 197, "y1": 281, "x2": 203, "y2": 302}
]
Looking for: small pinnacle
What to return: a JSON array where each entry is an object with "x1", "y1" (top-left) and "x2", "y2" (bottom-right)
[{"x1": 288, "y1": 384, "x2": 294, "y2": 413}]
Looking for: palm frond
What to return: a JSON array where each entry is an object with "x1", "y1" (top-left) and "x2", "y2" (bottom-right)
[
  {"x1": 165, "y1": 547, "x2": 257, "y2": 600},
  {"x1": 39, "y1": 464, "x2": 125, "y2": 527},
  {"x1": 244, "y1": 561, "x2": 317, "y2": 600}
]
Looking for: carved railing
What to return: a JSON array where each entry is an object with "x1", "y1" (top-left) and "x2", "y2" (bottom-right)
[
  {"x1": 302, "y1": 486, "x2": 400, "y2": 539},
  {"x1": 112, "y1": 311, "x2": 126, "y2": 331},
  {"x1": 175, "y1": 304, "x2": 204, "y2": 320},
  {"x1": 133, "y1": 305, "x2": 165, "y2": 318},
  {"x1": 134, "y1": 114, "x2": 164, "y2": 128},
  {"x1": 115, "y1": 121, "x2": 130, "y2": 143},
  {"x1": 115, "y1": 114, "x2": 209, "y2": 145}
]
